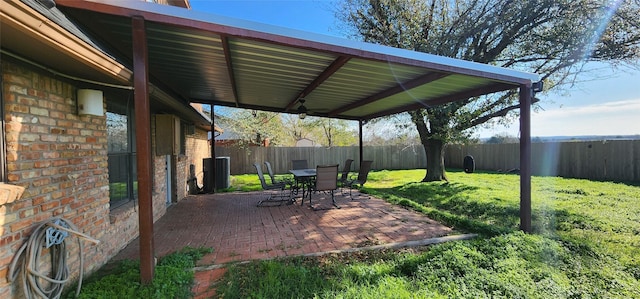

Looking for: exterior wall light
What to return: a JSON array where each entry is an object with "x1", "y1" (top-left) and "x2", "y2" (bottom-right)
[{"x1": 77, "y1": 89, "x2": 104, "y2": 116}]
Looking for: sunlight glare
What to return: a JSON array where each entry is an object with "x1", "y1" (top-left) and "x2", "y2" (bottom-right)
[{"x1": 581, "y1": 0, "x2": 623, "y2": 60}]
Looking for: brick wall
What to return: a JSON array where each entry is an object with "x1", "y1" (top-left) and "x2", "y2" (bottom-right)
[
  {"x1": 153, "y1": 153, "x2": 168, "y2": 219},
  {"x1": 0, "y1": 60, "x2": 172, "y2": 297},
  {"x1": 182, "y1": 128, "x2": 210, "y2": 195}
]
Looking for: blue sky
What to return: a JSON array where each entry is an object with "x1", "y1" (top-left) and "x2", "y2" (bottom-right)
[{"x1": 190, "y1": 0, "x2": 639, "y2": 138}]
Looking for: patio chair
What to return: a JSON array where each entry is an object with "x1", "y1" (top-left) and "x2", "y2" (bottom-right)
[
  {"x1": 291, "y1": 159, "x2": 309, "y2": 196},
  {"x1": 307, "y1": 164, "x2": 340, "y2": 210},
  {"x1": 344, "y1": 160, "x2": 373, "y2": 200},
  {"x1": 291, "y1": 159, "x2": 308, "y2": 170},
  {"x1": 264, "y1": 161, "x2": 292, "y2": 185},
  {"x1": 338, "y1": 158, "x2": 354, "y2": 191},
  {"x1": 253, "y1": 162, "x2": 292, "y2": 207}
]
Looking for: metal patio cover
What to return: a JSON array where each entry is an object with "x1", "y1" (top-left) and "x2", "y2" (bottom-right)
[
  {"x1": 56, "y1": 0, "x2": 539, "y2": 121},
  {"x1": 51, "y1": 1, "x2": 540, "y2": 283}
]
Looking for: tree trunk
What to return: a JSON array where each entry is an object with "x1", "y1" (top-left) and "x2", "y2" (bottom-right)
[
  {"x1": 409, "y1": 110, "x2": 449, "y2": 182},
  {"x1": 423, "y1": 138, "x2": 448, "y2": 182}
]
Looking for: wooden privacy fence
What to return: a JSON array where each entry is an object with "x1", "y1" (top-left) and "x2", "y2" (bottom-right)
[
  {"x1": 214, "y1": 144, "x2": 427, "y2": 175},
  {"x1": 445, "y1": 140, "x2": 640, "y2": 182},
  {"x1": 214, "y1": 140, "x2": 639, "y2": 182}
]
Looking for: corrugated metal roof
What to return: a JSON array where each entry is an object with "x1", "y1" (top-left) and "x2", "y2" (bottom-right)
[
  {"x1": 5, "y1": 0, "x2": 211, "y2": 127},
  {"x1": 56, "y1": 0, "x2": 539, "y2": 121}
]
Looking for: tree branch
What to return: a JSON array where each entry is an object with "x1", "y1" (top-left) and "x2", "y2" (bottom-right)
[{"x1": 458, "y1": 97, "x2": 541, "y2": 131}]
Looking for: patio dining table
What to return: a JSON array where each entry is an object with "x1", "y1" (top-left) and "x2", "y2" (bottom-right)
[{"x1": 289, "y1": 168, "x2": 316, "y2": 203}]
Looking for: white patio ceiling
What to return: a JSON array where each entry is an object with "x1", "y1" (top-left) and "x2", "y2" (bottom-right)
[{"x1": 56, "y1": 0, "x2": 539, "y2": 121}]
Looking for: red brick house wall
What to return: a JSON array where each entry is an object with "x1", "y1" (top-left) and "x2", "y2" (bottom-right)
[
  {"x1": 0, "y1": 59, "x2": 202, "y2": 297},
  {"x1": 184, "y1": 128, "x2": 210, "y2": 193}
]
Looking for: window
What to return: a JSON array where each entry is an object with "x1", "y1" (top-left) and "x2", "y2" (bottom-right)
[{"x1": 107, "y1": 98, "x2": 137, "y2": 208}]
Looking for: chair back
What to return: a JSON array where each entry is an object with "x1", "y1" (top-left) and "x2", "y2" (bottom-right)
[
  {"x1": 253, "y1": 162, "x2": 269, "y2": 189},
  {"x1": 315, "y1": 165, "x2": 338, "y2": 192},
  {"x1": 339, "y1": 159, "x2": 353, "y2": 183},
  {"x1": 292, "y1": 159, "x2": 308, "y2": 170},
  {"x1": 357, "y1": 160, "x2": 373, "y2": 185},
  {"x1": 264, "y1": 161, "x2": 277, "y2": 184}
]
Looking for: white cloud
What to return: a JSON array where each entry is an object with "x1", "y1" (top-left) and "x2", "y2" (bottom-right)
[
  {"x1": 478, "y1": 98, "x2": 640, "y2": 138},
  {"x1": 538, "y1": 99, "x2": 640, "y2": 118}
]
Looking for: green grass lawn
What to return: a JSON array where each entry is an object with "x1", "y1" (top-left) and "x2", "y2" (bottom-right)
[
  {"x1": 215, "y1": 169, "x2": 640, "y2": 298},
  {"x1": 64, "y1": 247, "x2": 212, "y2": 299}
]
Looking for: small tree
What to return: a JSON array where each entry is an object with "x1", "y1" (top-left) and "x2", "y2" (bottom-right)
[
  {"x1": 486, "y1": 133, "x2": 520, "y2": 144},
  {"x1": 306, "y1": 118, "x2": 358, "y2": 147},
  {"x1": 216, "y1": 107, "x2": 287, "y2": 147}
]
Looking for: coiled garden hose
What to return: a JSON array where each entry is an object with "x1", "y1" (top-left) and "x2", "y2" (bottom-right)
[{"x1": 8, "y1": 217, "x2": 99, "y2": 299}]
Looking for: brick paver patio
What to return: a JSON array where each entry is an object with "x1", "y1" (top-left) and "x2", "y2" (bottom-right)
[
  {"x1": 114, "y1": 190, "x2": 454, "y2": 264},
  {"x1": 111, "y1": 190, "x2": 457, "y2": 297}
]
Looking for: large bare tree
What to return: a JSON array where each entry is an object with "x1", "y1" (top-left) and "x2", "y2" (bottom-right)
[{"x1": 338, "y1": 0, "x2": 640, "y2": 181}]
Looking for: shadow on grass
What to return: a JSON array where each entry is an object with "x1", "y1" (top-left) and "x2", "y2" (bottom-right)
[
  {"x1": 370, "y1": 181, "x2": 521, "y2": 236},
  {"x1": 371, "y1": 179, "x2": 605, "y2": 242}
]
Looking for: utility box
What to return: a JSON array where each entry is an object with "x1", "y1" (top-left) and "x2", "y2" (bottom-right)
[
  {"x1": 215, "y1": 157, "x2": 230, "y2": 189},
  {"x1": 203, "y1": 158, "x2": 213, "y2": 193},
  {"x1": 203, "y1": 157, "x2": 230, "y2": 192}
]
